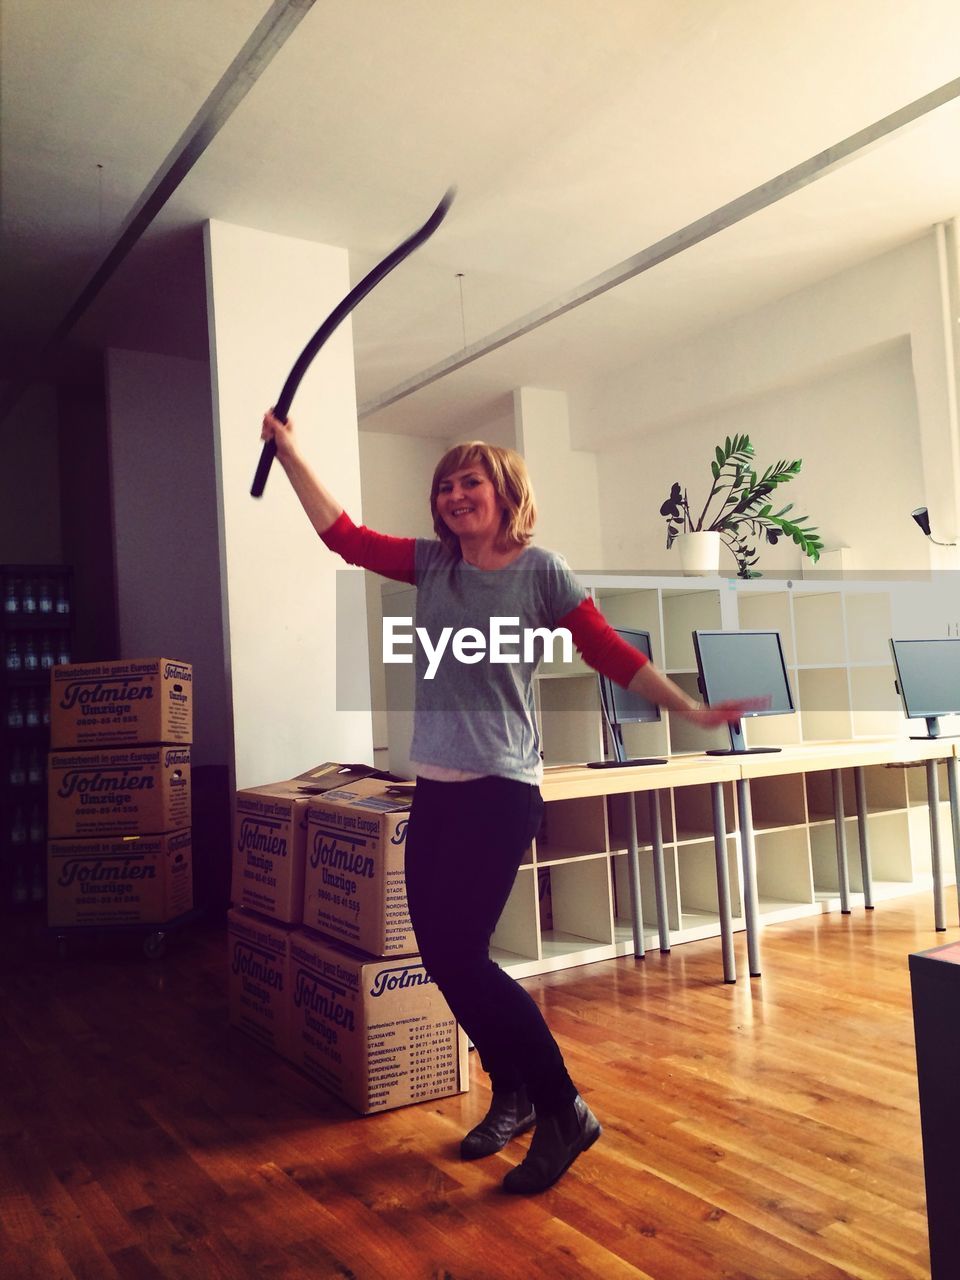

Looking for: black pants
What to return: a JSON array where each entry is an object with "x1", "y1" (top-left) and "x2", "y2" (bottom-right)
[{"x1": 404, "y1": 775, "x2": 577, "y2": 1115}]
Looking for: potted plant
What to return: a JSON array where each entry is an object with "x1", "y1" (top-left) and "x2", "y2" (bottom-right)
[{"x1": 659, "y1": 434, "x2": 823, "y2": 578}]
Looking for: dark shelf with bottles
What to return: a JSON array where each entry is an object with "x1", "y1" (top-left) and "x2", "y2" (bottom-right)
[{"x1": 2, "y1": 565, "x2": 73, "y2": 914}]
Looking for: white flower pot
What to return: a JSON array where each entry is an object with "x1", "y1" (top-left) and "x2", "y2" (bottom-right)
[{"x1": 676, "y1": 531, "x2": 720, "y2": 576}]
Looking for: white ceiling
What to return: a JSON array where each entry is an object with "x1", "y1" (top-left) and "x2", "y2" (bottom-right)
[{"x1": 3, "y1": 0, "x2": 960, "y2": 440}]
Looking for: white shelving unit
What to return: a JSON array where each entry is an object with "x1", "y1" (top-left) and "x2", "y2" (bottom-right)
[{"x1": 382, "y1": 574, "x2": 956, "y2": 978}]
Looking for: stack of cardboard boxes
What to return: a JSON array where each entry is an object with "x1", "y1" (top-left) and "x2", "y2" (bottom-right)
[
  {"x1": 229, "y1": 763, "x2": 469, "y2": 1115},
  {"x1": 45, "y1": 659, "x2": 194, "y2": 929}
]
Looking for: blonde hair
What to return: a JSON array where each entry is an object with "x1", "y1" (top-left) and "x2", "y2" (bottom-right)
[{"x1": 430, "y1": 441, "x2": 537, "y2": 553}]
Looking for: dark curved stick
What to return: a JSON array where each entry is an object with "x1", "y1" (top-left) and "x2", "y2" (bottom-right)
[{"x1": 252, "y1": 186, "x2": 456, "y2": 497}]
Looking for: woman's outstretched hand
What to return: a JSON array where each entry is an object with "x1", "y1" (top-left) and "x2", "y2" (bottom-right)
[{"x1": 686, "y1": 697, "x2": 771, "y2": 727}]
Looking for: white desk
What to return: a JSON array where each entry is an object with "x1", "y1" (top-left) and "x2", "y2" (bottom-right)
[
  {"x1": 543, "y1": 757, "x2": 742, "y2": 982},
  {"x1": 543, "y1": 737, "x2": 960, "y2": 985},
  {"x1": 734, "y1": 737, "x2": 958, "y2": 975}
]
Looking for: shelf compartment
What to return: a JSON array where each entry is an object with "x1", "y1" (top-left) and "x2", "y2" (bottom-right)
[
  {"x1": 662, "y1": 589, "x2": 722, "y2": 671},
  {"x1": 737, "y1": 591, "x2": 795, "y2": 666},
  {"x1": 672, "y1": 781, "x2": 737, "y2": 841},
  {"x1": 536, "y1": 795, "x2": 609, "y2": 860},
  {"x1": 537, "y1": 673, "x2": 603, "y2": 765},
  {"x1": 539, "y1": 860, "x2": 615, "y2": 955},
  {"x1": 861, "y1": 809, "x2": 919, "y2": 885},
  {"x1": 742, "y1": 710, "x2": 803, "y2": 750},
  {"x1": 677, "y1": 835, "x2": 743, "y2": 921},
  {"x1": 593, "y1": 588, "x2": 663, "y2": 663},
  {"x1": 607, "y1": 790, "x2": 674, "y2": 848},
  {"x1": 797, "y1": 667, "x2": 852, "y2": 741},
  {"x1": 805, "y1": 769, "x2": 856, "y2": 821},
  {"x1": 748, "y1": 773, "x2": 807, "y2": 829},
  {"x1": 754, "y1": 827, "x2": 814, "y2": 916},
  {"x1": 616, "y1": 718, "x2": 670, "y2": 763},
  {"x1": 793, "y1": 593, "x2": 846, "y2": 666},
  {"x1": 810, "y1": 817, "x2": 866, "y2": 895},
  {"x1": 490, "y1": 866, "x2": 540, "y2": 965},
  {"x1": 849, "y1": 664, "x2": 901, "y2": 738},
  {"x1": 844, "y1": 592, "x2": 894, "y2": 664},
  {"x1": 611, "y1": 845, "x2": 678, "y2": 931},
  {"x1": 862, "y1": 763, "x2": 910, "y2": 811}
]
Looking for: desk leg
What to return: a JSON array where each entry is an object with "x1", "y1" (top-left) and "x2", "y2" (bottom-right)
[
  {"x1": 712, "y1": 782, "x2": 735, "y2": 984},
  {"x1": 948, "y1": 756, "x2": 960, "y2": 929},
  {"x1": 627, "y1": 799, "x2": 645, "y2": 959},
  {"x1": 926, "y1": 759, "x2": 946, "y2": 933},
  {"x1": 649, "y1": 792, "x2": 670, "y2": 953},
  {"x1": 736, "y1": 778, "x2": 761, "y2": 977},
  {"x1": 854, "y1": 767, "x2": 874, "y2": 910},
  {"x1": 832, "y1": 769, "x2": 851, "y2": 914}
]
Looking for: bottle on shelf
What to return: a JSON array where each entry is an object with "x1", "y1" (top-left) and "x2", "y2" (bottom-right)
[
  {"x1": 9, "y1": 747, "x2": 26, "y2": 787},
  {"x1": 10, "y1": 805, "x2": 27, "y2": 847},
  {"x1": 6, "y1": 691, "x2": 23, "y2": 730},
  {"x1": 38, "y1": 578, "x2": 53, "y2": 615},
  {"x1": 4, "y1": 578, "x2": 19, "y2": 616},
  {"x1": 20, "y1": 578, "x2": 36, "y2": 615},
  {"x1": 27, "y1": 747, "x2": 43, "y2": 785},
  {"x1": 55, "y1": 580, "x2": 70, "y2": 616},
  {"x1": 40, "y1": 636, "x2": 54, "y2": 670},
  {"x1": 22, "y1": 635, "x2": 38, "y2": 673},
  {"x1": 28, "y1": 802, "x2": 44, "y2": 844},
  {"x1": 5, "y1": 635, "x2": 20, "y2": 671},
  {"x1": 57, "y1": 637, "x2": 71, "y2": 666},
  {"x1": 12, "y1": 861, "x2": 28, "y2": 907},
  {"x1": 24, "y1": 692, "x2": 40, "y2": 729}
]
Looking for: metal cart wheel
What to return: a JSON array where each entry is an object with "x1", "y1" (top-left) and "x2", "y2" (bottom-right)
[{"x1": 142, "y1": 931, "x2": 167, "y2": 960}]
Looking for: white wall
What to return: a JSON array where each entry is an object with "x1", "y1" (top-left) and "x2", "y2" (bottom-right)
[
  {"x1": 106, "y1": 349, "x2": 229, "y2": 768},
  {"x1": 1, "y1": 382, "x2": 60, "y2": 563},
  {"x1": 204, "y1": 220, "x2": 373, "y2": 790},
  {"x1": 573, "y1": 230, "x2": 960, "y2": 577},
  {"x1": 595, "y1": 339, "x2": 923, "y2": 575},
  {"x1": 513, "y1": 387, "x2": 603, "y2": 571}
]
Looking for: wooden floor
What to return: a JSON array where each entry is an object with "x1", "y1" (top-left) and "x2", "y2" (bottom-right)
[{"x1": 0, "y1": 891, "x2": 950, "y2": 1280}]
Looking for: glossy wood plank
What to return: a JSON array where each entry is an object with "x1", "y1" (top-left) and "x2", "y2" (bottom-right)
[{"x1": 0, "y1": 892, "x2": 948, "y2": 1279}]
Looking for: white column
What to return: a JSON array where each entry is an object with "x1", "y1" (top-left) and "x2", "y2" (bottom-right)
[{"x1": 204, "y1": 220, "x2": 373, "y2": 790}]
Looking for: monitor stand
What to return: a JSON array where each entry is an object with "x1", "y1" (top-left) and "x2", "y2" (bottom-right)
[
  {"x1": 587, "y1": 756, "x2": 667, "y2": 769},
  {"x1": 587, "y1": 709, "x2": 667, "y2": 767},
  {"x1": 910, "y1": 716, "x2": 960, "y2": 740},
  {"x1": 705, "y1": 721, "x2": 782, "y2": 756}
]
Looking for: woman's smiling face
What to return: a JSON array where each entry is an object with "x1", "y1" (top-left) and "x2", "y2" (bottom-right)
[{"x1": 435, "y1": 465, "x2": 504, "y2": 542}]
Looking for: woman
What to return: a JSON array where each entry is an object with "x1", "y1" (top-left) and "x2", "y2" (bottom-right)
[{"x1": 261, "y1": 410, "x2": 753, "y2": 1194}]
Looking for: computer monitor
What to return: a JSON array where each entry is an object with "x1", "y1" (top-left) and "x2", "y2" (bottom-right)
[
  {"x1": 889, "y1": 638, "x2": 960, "y2": 739},
  {"x1": 692, "y1": 629, "x2": 795, "y2": 755},
  {"x1": 588, "y1": 627, "x2": 665, "y2": 768}
]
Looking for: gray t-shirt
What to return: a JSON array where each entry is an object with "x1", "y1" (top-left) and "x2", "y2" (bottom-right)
[{"x1": 408, "y1": 540, "x2": 586, "y2": 783}]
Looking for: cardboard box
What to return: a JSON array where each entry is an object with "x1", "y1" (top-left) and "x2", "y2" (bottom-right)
[
  {"x1": 231, "y1": 765, "x2": 384, "y2": 925},
  {"x1": 48, "y1": 746, "x2": 191, "y2": 838},
  {"x1": 50, "y1": 658, "x2": 193, "y2": 748},
  {"x1": 304, "y1": 779, "x2": 414, "y2": 956},
  {"x1": 46, "y1": 829, "x2": 193, "y2": 927},
  {"x1": 289, "y1": 930, "x2": 468, "y2": 1115},
  {"x1": 227, "y1": 908, "x2": 293, "y2": 1058}
]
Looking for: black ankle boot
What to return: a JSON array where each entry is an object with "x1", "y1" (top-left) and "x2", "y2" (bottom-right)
[
  {"x1": 460, "y1": 1088, "x2": 536, "y2": 1160},
  {"x1": 501, "y1": 1094, "x2": 601, "y2": 1194}
]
